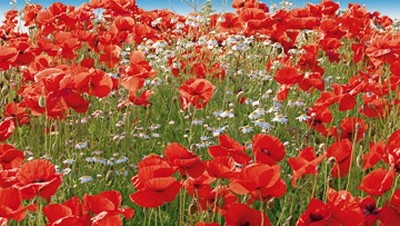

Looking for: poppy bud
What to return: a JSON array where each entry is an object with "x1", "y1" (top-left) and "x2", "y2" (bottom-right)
[
  {"x1": 356, "y1": 154, "x2": 363, "y2": 169},
  {"x1": 38, "y1": 96, "x2": 46, "y2": 108},
  {"x1": 267, "y1": 198, "x2": 275, "y2": 209},
  {"x1": 105, "y1": 169, "x2": 114, "y2": 181},
  {"x1": 188, "y1": 202, "x2": 198, "y2": 215},
  {"x1": 1, "y1": 86, "x2": 8, "y2": 96},
  {"x1": 318, "y1": 143, "x2": 327, "y2": 153},
  {"x1": 4, "y1": 73, "x2": 11, "y2": 80},
  {"x1": 217, "y1": 197, "x2": 225, "y2": 208},
  {"x1": 327, "y1": 156, "x2": 336, "y2": 163}
]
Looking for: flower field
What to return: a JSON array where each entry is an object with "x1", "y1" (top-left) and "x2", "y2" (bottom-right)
[{"x1": 1, "y1": 0, "x2": 400, "y2": 225}]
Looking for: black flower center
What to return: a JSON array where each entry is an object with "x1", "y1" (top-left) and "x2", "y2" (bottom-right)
[{"x1": 310, "y1": 213, "x2": 323, "y2": 221}]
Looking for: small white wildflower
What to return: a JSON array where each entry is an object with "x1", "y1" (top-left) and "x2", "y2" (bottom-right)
[
  {"x1": 211, "y1": 127, "x2": 226, "y2": 137},
  {"x1": 116, "y1": 168, "x2": 129, "y2": 176},
  {"x1": 251, "y1": 100, "x2": 261, "y2": 107},
  {"x1": 271, "y1": 113, "x2": 288, "y2": 124},
  {"x1": 283, "y1": 141, "x2": 290, "y2": 146},
  {"x1": 149, "y1": 124, "x2": 161, "y2": 131},
  {"x1": 175, "y1": 22, "x2": 185, "y2": 29},
  {"x1": 61, "y1": 167, "x2": 71, "y2": 175},
  {"x1": 85, "y1": 157, "x2": 96, "y2": 163},
  {"x1": 137, "y1": 133, "x2": 150, "y2": 139},
  {"x1": 115, "y1": 156, "x2": 129, "y2": 164},
  {"x1": 192, "y1": 119, "x2": 205, "y2": 125},
  {"x1": 220, "y1": 110, "x2": 234, "y2": 118},
  {"x1": 74, "y1": 141, "x2": 88, "y2": 149},
  {"x1": 207, "y1": 39, "x2": 219, "y2": 49},
  {"x1": 170, "y1": 17, "x2": 179, "y2": 23},
  {"x1": 240, "y1": 125, "x2": 253, "y2": 134},
  {"x1": 79, "y1": 176, "x2": 93, "y2": 184},
  {"x1": 92, "y1": 150, "x2": 103, "y2": 155},
  {"x1": 151, "y1": 18, "x2": 162, "y2": 27},
  {"x1": 63, "y1": 159, "x2": 75, "y2": 165},
  {"x1": 268, "y1": 102, "x2": 283, "y2": 113},
  {"x1": 296, "y1": 114, "x2": 311, "y2": 122},
  {"x1": 217, "y1": 16, "x2": 225, "y2": 23},
  {"x1": 213, "y1": 110, "x2": 223, "y2": 118},
  {"x1": 248, "y1": 108, "x2": 266, "y2": 120},
  {"x1": 253, "y1": 119, "x2": 272, "y2": 130},
  {"x1": 95, "y1": 157, "x2": 107, "y2": 165}
]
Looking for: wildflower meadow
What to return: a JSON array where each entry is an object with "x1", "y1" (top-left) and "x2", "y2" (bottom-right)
[{"x1": 0, "y1": 0, "x2": 400, "y2": 225}]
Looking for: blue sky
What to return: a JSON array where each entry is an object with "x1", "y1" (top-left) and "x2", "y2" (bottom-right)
[{"x1": 1, "y1": 0, "x2": 399, "y2": 21}]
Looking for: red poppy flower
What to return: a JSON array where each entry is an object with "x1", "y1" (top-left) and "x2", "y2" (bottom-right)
[
  {"x1": 59, "y1": 89, "x2": 90, "y2": 114},
  {"x1": 327, "y1": 139, "x2": 352, "y2": 178},
  {"x1": 385, "y1": 130, "x2": 400, "y2": 171},
  {"x1": 337, "y1": 117, "x2": 368, "y2": 142},
  {"x1": 217, "y1": 13, "x2": 242, "y2": 34},
  {"x1": 85, "y1": 70, "x2": 113, "y2": 98},
  {"x1": 287, "y1": 147, "x2": 326, "y2": 187},
  {"x1": 16, "y1": 159, "x2": 62, "y2": 201},
  {"x1": 164, "y1": 143, "x2": 205, "y2": 178},
  {"x1": 129, "y1": 90, "x2": 154, "y2": 107},
  {"x1": 128, "y1": 51, "x2": 156, "y2": 80},
  {"x1": 0, "y1": 118, "x2": 15, "y2": 142},
  {"x1": 99, "y1": 44, "x2": 121, "y2": 68},
  {"x1": 275, "y1": 85, "x2": 290, "y2": 101},
  {"x1": 360, "y1": 196, "x2": 379, "y2": 226},
  {"x1": 208, "y1": 134, "x2": 250, "y2": 165},
  {"x1": 297, "y1": 44, "x2": 320, "y2": 70},
  {"x1": 274, "y1": 66, "x2": 302, "y2": 86},
  {"x1": 306, "y1": 106, "x2": 336, "y2": 137},
  {"x1": 229, "y1": 163, "x2": 286, "y2": 201},
  {"x1": 206, "y1": 156, "x2": 239, "y2": 179},
  {"x1": 22, "y1": 3, "x2": 42, "y2": 27},
  {"x1": 315, "y1": 84, "x2": 357, "y2": 111},
  {"x1": 362, "y1": 142, "x2": 386, "y2": 170},
  {"x1": 130, "y1": 155, "x2": 181, "y2": 208},
  {"x1": 120, "y1": 77, "x2": 143, "y2": 100},
  {"x1": 298, "y1": 71, "x2": 325, "y2": 92},
  {"x1": 0, "y1": 144, "x2": 24, "y2": 170},
  {"x1": 199, "y1": 185, "x2": 238, "y2": 215},
  {"x1": 0, "y1": 46, "x2": 18, "y2": 71},
  {"x1": 3, "y1": 102, "x2": 30, "y2": 126},
  {"x1": 130, "y1": 176, "x2": 181, "y2": 208},
  {"x1": 320, "y1": 0, "x2": 339, "y2": 15},
  {"x1": 224, "y1": 203, "x2": 271, "y2": 226},
  {"x1": 327, "y1": 188, "x2": 364, "y2": 226},
  {"x1": 184, "y1": 171, "x2": 216, "y2": 197},
  {"x1": 84, "y1": 190, "x2": 134, "y2": 225},
  {"x1": 360, "y1": 94, "x2": 391, "y2": 118},
  {"x1": 0, "y1": 187, "x2": 37, "y2": 224},
  {"x1": 43, "y1": 196, "x2": 91, "y2": 226},
  {"x1": 296, "y1": 198, "x2": 332, "y2": 226},
  {"x1": 358, "y1": 166, "x2": 395, "y2": 196},
  {"x1": 0, "y1": 168, "x2": 18, "y2": 188},
  {"x1": 179, "y1": 78, "x2": 215, "y2": 110},
  {"x1": 379, "y1": 190, "x2": 400, "y2": 225},
  {"x1": 44, "y1": 190, "x2": 133, "y2": 226},
  {"x1": 252, "y1": 134, "x2": 285, "y2": 165},
  {"x1": 366, "y1": 33, "x2": 400, "y2": 67},
  {"x1": 195, "y1": 222, "x2": 220, "y2": 226}
]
